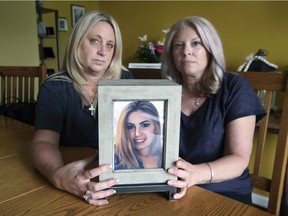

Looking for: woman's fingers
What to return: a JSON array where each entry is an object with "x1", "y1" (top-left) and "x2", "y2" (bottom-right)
[
  {"x1": 84, "y1": 178, "x2": 118, "y2": 206},
  {"x1": 168, "y1": 166, "x2": 188, "y2": 180},
  {"x1": 90, "y1": 187, "x2": 116, "y2": 200},
  {"x1": 82, "y1": 163, "x2": 111, "y2": 179},
  {"x1": 173, "y1": 187, "x2": 187, "y2": 199},
  {"x1": 167, "y1": 178, "x2": 187, "y2": 189},
  {"x1": 167, "y1": 158, "x2": 192, "y2": 197},
  {"x1": 89, "y1": 178, "x2": 118, "y2": 192},
  {"x1": 88, "y1": 198, "x2": 109, "y2": 206},
  {"x1": 175, "y1": 158, "x2": 189, "y2": 170}
]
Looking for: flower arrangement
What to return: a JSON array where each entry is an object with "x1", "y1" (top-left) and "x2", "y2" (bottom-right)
[{"x1": 136, "y1": 29, "x2": 169, "y2": 63}]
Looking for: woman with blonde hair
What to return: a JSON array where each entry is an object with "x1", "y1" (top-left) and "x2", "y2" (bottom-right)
[
  {"x1": 114, "y1": 101, "x2": 163, "y2": 169},
  {"x1": 31, "y1": 11, "x2": 133, "y2": 206}
]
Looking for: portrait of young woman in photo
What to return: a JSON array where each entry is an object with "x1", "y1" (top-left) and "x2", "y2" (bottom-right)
[{"x1": 114, "y1": 101, "x2": 163, "y2": 170}]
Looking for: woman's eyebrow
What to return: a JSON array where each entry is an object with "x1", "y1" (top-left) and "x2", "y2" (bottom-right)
[
  {"x1": 127, "y1": 120, "x2": 151, "y2": 125},
  {"x1": 140, "y1": 120, "x2": 151, "y2": 124}
]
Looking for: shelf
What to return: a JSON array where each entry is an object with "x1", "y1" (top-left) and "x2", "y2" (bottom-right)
[
  {"x1": 37, "y1": 6, "x2": 60, "y2": 71},
  {"x1": 128, "y1": 63, "x2": 161, "y2": 69},
  {"x1": 39, "y1": 35, "x2": 56, "y2": 39},
  {"x1": 41, "y1": 7, "x2": 57, "y2": 14}
]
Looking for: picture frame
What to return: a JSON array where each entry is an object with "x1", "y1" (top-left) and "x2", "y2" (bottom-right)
[
  {"x1": 71, "y1": 5, "x2": 85, "y2": 26},
  {"x1": 58, "y1": 17, "x2": 68, "y2": 32},
  {"x1": 98, "y1": 79, "x2": 182, "y2": 199}
]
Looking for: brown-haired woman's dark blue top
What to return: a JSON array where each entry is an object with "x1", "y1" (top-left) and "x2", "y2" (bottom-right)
[{"x1": 180, "y1": 73, "x2": 266, "y2": 204}]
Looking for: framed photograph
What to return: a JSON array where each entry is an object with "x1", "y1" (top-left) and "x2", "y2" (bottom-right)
[
  {"x1": 71, "y1": 5, "x2": 85, "y2": 26},
  {"x1": 98, "y1": 79, "x2": 182, "y2": 198},
  {"x1": 58, "y1": 17, "x2": 68, "y2": 32}
]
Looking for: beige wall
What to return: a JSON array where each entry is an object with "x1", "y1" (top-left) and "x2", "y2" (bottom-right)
[
  {"x1": 0, "y1": 1, "x2": 99, "y2": 69},
  {"x1": 100, "y1": 1, "x2": 288, "y2": 71},
  {"x1": 1, "y1": 1, "x2": 287, "y2": 72},
  {"x1": 0, "y1": 1, "x2": 38, "y2": 66}
]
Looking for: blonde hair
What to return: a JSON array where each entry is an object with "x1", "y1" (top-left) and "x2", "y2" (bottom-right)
[
  {"x1": 62, "y1": 11, "x2": 123, "y2": 96},
  {"x1": 115, "y1": 101, "x2": 162, "y2": 169},
  {"x1": 162, "y1": 16, "x2": 226, "y2": 96}
]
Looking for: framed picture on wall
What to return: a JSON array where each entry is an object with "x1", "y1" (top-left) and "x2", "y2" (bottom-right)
[
  {"x1": 71, "y1": 5, "x2": 85, "y2": 26},
  {"x1": 98, "y1": 79, "x2": 182, "y2": 200},
  {"x1": 58, "y1": 17, "x2": 68, "y2": 31}
]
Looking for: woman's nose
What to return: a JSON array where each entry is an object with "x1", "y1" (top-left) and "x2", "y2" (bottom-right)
[
  {"x1": 97, "y1": 44, "x2": 105, "y2": 56},
  {"x1": 135, "y1": 127, "x2": 142, "y2": 136},
  {"x1": 184, "y1": 45, "x2": 192, "y2": 56}
]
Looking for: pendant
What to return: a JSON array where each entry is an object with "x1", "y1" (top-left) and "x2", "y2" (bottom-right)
[
  {"x1": 194, "y1": 98, "x2": 200, "y2": 106},
  {"x1": 89, "y1": 104, "x2": 96, "y2": 116}
]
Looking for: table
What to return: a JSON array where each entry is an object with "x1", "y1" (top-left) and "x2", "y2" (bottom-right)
[{"x1": 0, "y1": 115, "x2": 272, "y2": 215}]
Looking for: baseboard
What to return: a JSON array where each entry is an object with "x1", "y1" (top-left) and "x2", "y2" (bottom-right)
[{"x1": 252, "y1": 192, "x2": 268, "y2": 209}]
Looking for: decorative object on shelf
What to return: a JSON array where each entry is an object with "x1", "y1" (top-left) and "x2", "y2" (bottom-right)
[
  {"x1": 45, "y1": 27, "x2": 55, "y2": 36},
  {"x1": 37, "y1": 21, "x2": 46, "y2": 37},
  {"x1": 71, "y1": 5, "x2": 85, "y2": 26},
  {"x1": 58, "y1": 17, "x2": 68, "y2": 32},
  {"x1": 43, "y1": 47, "x2": 55, "y2": 59},
  {"x1": 237, "y1": 49, "x2": 278, "y2": 72},
  {"x1": 137, "y1": 29, "x2": 169, "y2": 63}
]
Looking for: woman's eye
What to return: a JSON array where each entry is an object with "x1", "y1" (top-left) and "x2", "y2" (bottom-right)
[
  {"x1": 126, "y1": 124, "x2": 135, "y2": 130},
  {"x1": 141, "y1": 122, "x2": 150, "y2": 128},
  {"x1": 174, "y1": 42, "x2": 183, "y2": 49},
  {"x1": 106, "y1": 43, "x2": 114, "y2": 49},
  {"x1": 91, "y1": 38, "x2": 100, "y2": 44},
  {"x1": 192, "y1": 41, "x2": 202, "y2": 47}
]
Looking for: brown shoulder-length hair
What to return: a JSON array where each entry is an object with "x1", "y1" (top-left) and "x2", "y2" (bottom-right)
[
  {"x1": 161, "y1": 16, "x2": 226, "y2": 96},
  {"x1": 115, "y1": 101, "x2": 162, "y2": 169}
]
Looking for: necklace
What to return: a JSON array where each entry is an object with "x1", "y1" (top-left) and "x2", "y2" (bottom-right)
[
  {"x1": 89, "y1": 103, "x2": 96, "y2": 116},
  {"x1": 193, "y1": 97, "x2": 201, "y2": 106},
  {"x1": 83, "y1": 84, "x2": 98, "y2": 116},
  {"x1": 84, "y1": 96, "x2": 96, "y2": 116},
  {"x1": 182, "y1": 89, "x2": 201, "y2": 106}
]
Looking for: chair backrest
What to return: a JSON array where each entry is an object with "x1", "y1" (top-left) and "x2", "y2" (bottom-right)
[
  {"x1": 231, "y1": 71, "x2": 288, "y2": 215},
  {"x1": 0, "y1": 64, "x2": 47, "y2": 103}
]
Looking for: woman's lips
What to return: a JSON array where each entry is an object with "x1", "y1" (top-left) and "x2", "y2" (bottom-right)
[{"x1": 134, "y1": 138, "x2": 145, "y2": 143}]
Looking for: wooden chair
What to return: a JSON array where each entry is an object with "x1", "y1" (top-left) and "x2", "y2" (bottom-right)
[
  {"x1": 231, "y1": 71, "x2": 288, "y2": 215},
  {"x1": 0, "y1": 64, "x2": 47, "y2": 103}
]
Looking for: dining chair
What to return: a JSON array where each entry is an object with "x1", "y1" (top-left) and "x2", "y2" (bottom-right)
[
  {"x1": 231, "y1": 71, "x2": 288, "y2": 215},
  {"x1": 0, "y1": 64, "x2": 47, "y2": 103},
  {"x1": 0, "y1": 64, "x2": 47, "y2": 125}
]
